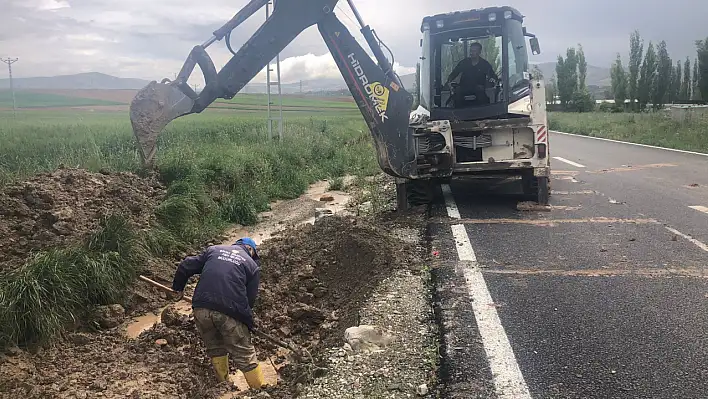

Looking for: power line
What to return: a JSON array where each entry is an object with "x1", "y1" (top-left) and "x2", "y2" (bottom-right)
[{"x1": 1, "y1": 57, "x2": 19, "y2": 117}]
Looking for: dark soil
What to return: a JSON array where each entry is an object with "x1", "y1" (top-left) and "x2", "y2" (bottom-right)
[
  {"x1": 0, "y1": 213, "x2": 426, "y2": 399},
  {"x1": 0, "y1": 167, "x2": 165, "y2": 273}
]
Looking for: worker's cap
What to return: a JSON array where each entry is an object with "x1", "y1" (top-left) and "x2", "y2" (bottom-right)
[{"x1": 235, "y1": 237, "x2": 257, "y2": 251}]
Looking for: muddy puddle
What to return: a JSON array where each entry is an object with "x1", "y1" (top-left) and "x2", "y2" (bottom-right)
[
  {"x1": 125, "y1": 301, "x2": 192, "y2": 339},
  {"x1": 223, "y1": 178, "x2": 355, "y2": 246}
]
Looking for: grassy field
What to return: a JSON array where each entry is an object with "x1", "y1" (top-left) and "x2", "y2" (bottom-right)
[
  {"x1": 0, "y1": 107, "x2": 377, "y2": 348},
  {"x1": 217, "y1": 93, "x2": 357, "y2": 109},
  {"x1": 549, "y1": 111, "x2": 708, "y2": 153},
  {"x1": 0, "y1": 90, "x2": 123, "y2": 108}
]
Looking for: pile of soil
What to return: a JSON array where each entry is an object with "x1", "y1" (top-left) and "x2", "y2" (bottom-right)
[
  {"x1": 0, "y1": 167, "x2": 165, "y2": 272},
  {"x1": 0, "y1": 214, "x2": 424, "y2": 399}
]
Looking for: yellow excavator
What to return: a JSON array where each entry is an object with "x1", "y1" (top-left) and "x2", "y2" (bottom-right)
[{"x1": 130, "y1": 1, "x2": 550, "y2": 209}]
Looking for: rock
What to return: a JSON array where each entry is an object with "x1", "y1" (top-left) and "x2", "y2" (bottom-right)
[
  {"x1": 53, "y1": 221, "x2": 73, "y2": 235},
  {"x1": 255, "y1": 392, "x2": 271, "y2": 398},
  {"x1": 303, "y1": 278, "x2": 320, "y2": 291},
  {"x1": 279, "y1": 326, "x2": 291, "y2": 336},
  {"x1": 319, "y1": 195, "x2": 335, "y2": 202},
  {"x1": 417, "y1": 383, "x2": 429, "y2": 396},
  {"x1": 288, "y1": 303, "x2": 326, "y2": 324},
  {"x1": 312, "y1": 286, "x2": 328, "y2": 298},
  {"x1": 344, "y1": 325, "x2": 394, "y2": 353},
  {"x1": 67, "y1": 333, "x2": 91, "y2": 346},
  {"x1": 4, "y1": 346, "x2": 22, "y2": 357},
  {"x1": 90, "y1": 379, "x2": 108, "y2": 391},
  {"x1": 155, "y1": 339, "x2": 168, "y2": 347},
  {"x1": 160, "y1": 305, "x2": 183, "y2": 327},
  {"x1": 296, "y1": 292, "x2": 315, "y2": 304},
  {"x1": 315, "y1": 208, "x2": 334, "y2": 221},
  {"x1": 95, "y1": 304, "x2": 125, "y2": 329}
]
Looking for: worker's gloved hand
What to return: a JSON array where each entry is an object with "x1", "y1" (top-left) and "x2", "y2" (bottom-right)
[{"x1": 168, "y1": 290, "x2": 184, "y2": 302}]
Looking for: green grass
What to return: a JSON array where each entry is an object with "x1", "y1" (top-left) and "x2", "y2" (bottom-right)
[
  {"x1": 0, "y1": 90, "x2": 123, "y2": 108},
  {"x1": 0, "y1": 106, "x2": 379, "y2": 348},
  {"x1": 215, "y1": 93, "x2": 357, "y2": 109},
  {"x1": 0, "y1": 215, "x2": 146, "y2": 347},
  {"x1": 549, "y1": 111, "x2": 708, "y2": 153}
]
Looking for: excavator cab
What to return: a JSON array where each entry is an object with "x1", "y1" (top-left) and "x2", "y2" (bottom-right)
[{"x1": 406, "y1": 7, "x2": 550, "y2": 206}]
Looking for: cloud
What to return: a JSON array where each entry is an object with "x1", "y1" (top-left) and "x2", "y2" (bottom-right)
[{"x1": 1, "y1": 0, "x2": 706, "y2": 85}]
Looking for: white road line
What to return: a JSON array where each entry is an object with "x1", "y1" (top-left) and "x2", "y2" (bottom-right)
[
  {"x1": 451, "y1": 224, "x2": 477, "y2": 262},
  {"x1": 441, "y1": 184, "x2": 461, "y2": 219},
  {"x1": 553, "y1": 156, "x2": 586, "y2": 168},
  {"x1": 689, "y1": 205, "x2": 708, "y2": 215},
  {"x1": 552, "y1": 131, "x2": 708, "y2": 157},
  {"x1": 447, "y1": 190, "x2": 531, "y2": 398},
  {"x1": 665, "y1": 226, "x2": 708, "y2": 253}
]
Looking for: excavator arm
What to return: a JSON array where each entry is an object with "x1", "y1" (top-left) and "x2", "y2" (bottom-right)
[{"x1": 130, "y1": 0, "x2": 417, "y2": 178}]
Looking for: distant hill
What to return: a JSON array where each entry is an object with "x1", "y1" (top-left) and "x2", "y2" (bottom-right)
[
  {"x1": 0, "y1": 72, "x2": 151, "y2": 90},
  {"x1": 533, "y1": 62, "x2": 611, "y2": 87}
]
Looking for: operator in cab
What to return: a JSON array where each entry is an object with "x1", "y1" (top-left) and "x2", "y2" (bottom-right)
[{"x1": 444, "y1": 41, "x2": 498, "y2": 107}]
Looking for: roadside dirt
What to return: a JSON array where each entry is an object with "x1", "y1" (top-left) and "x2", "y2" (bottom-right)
[
  {"x1": 0, "y1": 167, "x2": 165, "y2": 273},
  {"x1": 0, "y1": 175, "x2": 429, "y2": 398}
]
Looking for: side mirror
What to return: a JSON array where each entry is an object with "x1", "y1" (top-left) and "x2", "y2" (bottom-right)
[{"x1": 530, "y1": 37, "x2": 541, "y2": 55}]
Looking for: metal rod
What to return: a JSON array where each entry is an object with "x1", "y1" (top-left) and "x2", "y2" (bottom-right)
[
  {"x1": 276, "y1": 52, "x2": 283, "y2": 142},
  {"x1": 266, "y1": 1, "x2": 273, "y2": 140},
  {"x1": 345, "y1": 0, "x2": 366, "y2": 29},
  {"x1": 201, "y1": 36, "x2": 218, "y2": 48}
]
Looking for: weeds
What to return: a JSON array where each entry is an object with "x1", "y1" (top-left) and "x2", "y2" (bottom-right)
[
  {"x1": 328, "y1": 176, "x2": 345, "y2": 191},
  {"x1": 549, "y1": 111, "x2": 708, "y2": 153},
  {"x1": 0, "y1": 215, "x2": 146, "y2": 348}
]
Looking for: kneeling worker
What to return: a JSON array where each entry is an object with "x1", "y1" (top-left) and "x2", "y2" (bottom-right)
[{"x1": 171, "y1": 237, "x2": 263, "y2": 388}]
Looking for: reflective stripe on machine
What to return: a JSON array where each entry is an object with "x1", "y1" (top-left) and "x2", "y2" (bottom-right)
[{"x1": 535, "y1": 126, "x2": 548, "y2": 144}]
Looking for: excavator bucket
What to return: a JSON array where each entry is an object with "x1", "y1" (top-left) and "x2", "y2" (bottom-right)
[{"x1": 129, "y1": 81, "x2": 195, "y2": 165}]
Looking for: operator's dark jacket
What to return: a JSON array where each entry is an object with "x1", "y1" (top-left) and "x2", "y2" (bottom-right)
[{"x1": 172, "y1": 244, "x2": 261, "y2": 329}]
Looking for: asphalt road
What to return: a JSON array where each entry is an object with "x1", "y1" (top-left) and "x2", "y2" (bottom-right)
[{"x1": 430, "y1": 133, "x2": 708, "y2": 399}]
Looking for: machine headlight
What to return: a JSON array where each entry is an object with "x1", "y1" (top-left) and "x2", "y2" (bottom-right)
[
  {"x1": 488, "y1": 13, "x2": 497, "y2": 22},
  {"x1": 422, "y1": 22, "x2": 430, "y2": 31},
  {"x1": 504, "y1": 11, "x2": 513, "y2": 19},
  {"x1": 436, "y1": 20, "x2": 444, "y2": 28}
]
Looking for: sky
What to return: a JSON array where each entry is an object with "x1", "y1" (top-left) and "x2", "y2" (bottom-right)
[{"x1": 1, "y1": 0, "x2": 707, "y2": 84}]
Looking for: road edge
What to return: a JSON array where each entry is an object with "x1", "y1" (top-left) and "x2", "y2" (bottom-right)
[{"x1": 550, "y1": 130, "x2": 708, "y2": 157}]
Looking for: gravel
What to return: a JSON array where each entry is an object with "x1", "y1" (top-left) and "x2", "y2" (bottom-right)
[{"x1": 298, "y1": 227, "x2": 438, "y2": 399}]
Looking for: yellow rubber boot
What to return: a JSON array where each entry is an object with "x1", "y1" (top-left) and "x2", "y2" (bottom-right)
[
  {"x1": 211, "y1": 355, "x2": 229, "y2": 382},
  {"x1": 243, "y1": 364, "x2": 265, "y2": 389}
]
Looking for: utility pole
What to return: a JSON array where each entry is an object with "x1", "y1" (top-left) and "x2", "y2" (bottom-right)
[
  {"x1": 265, "y1": 0, "x2": 284, "y2": 141},
  {"x1": 1, "y1": 57, "x2": 19, "y2": 116}
]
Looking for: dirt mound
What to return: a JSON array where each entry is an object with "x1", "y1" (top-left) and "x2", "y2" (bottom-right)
[
  {"x1": 252, "y1": 215, "x2": 423, "y2": 392},
  {"x1": 0, "y1": 167, "x2": 165, "y2": 272}
]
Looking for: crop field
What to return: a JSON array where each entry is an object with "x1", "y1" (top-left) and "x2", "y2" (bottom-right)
[
  {"x1": 0, "y1": 90, "x2": 123, "y2": 108},
  {"x1": 549, "y1": 111, "x2": 708, "y2": 153}
]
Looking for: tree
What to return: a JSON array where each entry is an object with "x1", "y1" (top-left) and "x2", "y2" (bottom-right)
[
  {"x1": 637, "y1": 41, "x2": 656, "y2": 111},
  {"x1": 628, "y1": 30, "x2": 644, "y2": 111},
  {"x1": 680, "y1": 57, "x2": 691, "y2": 101},
  {"x1": 610, "y1": 53, "x2": 628, "y2": 109},
  {"x1": 577, "y1": 44, "x2": 588, "y2": 91},
  {"x1": 546, "y1": 74, "x2": 558, "y2": 106},
  {"x1": 669, "y1": 60, "x2": 682, "y2": 103},
  {"x1": 653, "y1": 40, "x2": 672, "y2": 109},
  {"x1": 693, "y1": 57, "x2": 702, "y2": 100},
  {"x1": 556, "y1": 48, "x2": 578, "y2": 109},
  {"x1": 698, "y1": 37, "x2": 708, "y2": 101}
]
